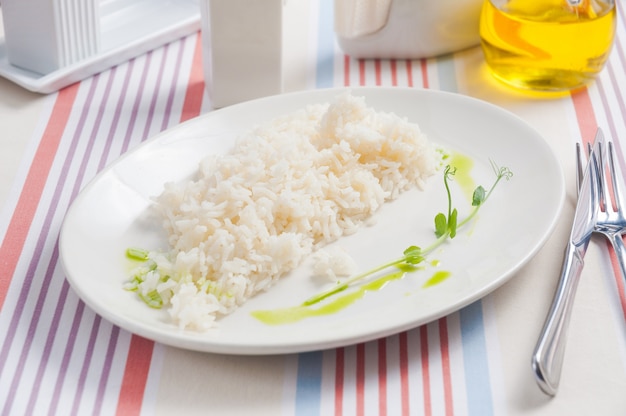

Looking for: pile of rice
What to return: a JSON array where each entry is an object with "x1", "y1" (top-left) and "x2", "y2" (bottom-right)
[{"x1": 131, "y1": 93, "x2": 441, "y2": 330}]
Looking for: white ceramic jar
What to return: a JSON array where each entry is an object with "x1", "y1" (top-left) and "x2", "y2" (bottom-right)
[{"x1": 335, "y1": 0, "x2": 484, "y2": 59}]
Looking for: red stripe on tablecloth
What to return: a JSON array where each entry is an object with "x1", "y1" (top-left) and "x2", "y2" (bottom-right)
[
  {"x1": 180, "y1": 32, "x2": 206, "y2": 123},
  {"x1": 359, "y1": 59, "x2": 366, "y2": 86},
  {"x1": 390, "y1": 60, "x2": 398, "y2": 86},
  {"x1": 375, "y1": 59, "x2": 382, "y2": 86},
  {"x1": 420, "y1": 326, "x2": 432, "y2": 416},
  {"x1": 0, "y1": 84, "x2": 79, "y2": 311},
  {"x1": 439, "y1": 318, "x2": 454, "y2": 416},
  {"x1": 571, "y1": 87, "x2": 598, "y2": 145},
  {"x1": 356, "y1": 343, "x2": 365, "y2": 415},
  {"x1": 399, "y1": 332, "x2": 410, "y2": 415},
  {"x1": 115, "y1": 336, "x2": 154, "y2": 416},
  {"x1": 335, "y1": 348, "x2": 345, "y2": 415},
  {"x1": 406, "y1": 61, "x2": 414, "y2": 87},
  {"x1": 378, "y1": 338, "x2": 388, "y2": 416},
  {"x1": 421, "y1": 59, "x2": 429, "y2": 89},
  {"x1": 344, "y1": 55, "x2": 350, "y2": 86}
]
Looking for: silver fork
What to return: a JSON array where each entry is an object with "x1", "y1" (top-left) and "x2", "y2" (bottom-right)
[
  {"x1": 577, "y1": 131, "x2": 626, "y2": 285},
  {"x1": 532, "y1": 132, "x2": 601, "y2": 396}
]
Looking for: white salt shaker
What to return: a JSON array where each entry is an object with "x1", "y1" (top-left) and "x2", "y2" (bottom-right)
[{"x1": 200, "y1": 0, "x2": 308, "y2": 108}]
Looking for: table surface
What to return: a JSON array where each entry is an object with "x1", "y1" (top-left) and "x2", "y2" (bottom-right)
[{"x1": 2, "y1": 2, "x2": 626, "y2": 415}]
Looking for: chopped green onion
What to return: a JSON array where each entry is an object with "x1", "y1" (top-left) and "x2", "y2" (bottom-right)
[
  {"x1": 126, "y1": 247, "x2": 150, "y2": 261},
  {"x1": 139, "y1": 290, "x2": 163, "y2": 309}
]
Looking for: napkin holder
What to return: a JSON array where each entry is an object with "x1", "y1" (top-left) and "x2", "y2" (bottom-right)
[
  {"x1": 200, "y1": 0, "x2": 309, "y2": 108},
  {"x1": 0, "y1": 0, "x2": 201, "y2": 93}
]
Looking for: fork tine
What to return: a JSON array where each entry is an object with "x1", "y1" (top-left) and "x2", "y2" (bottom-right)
[
  {"x1": 576, "y1": 143, "x2": 584, "y2": 194},
  {"x1": 608, "y1": 141, "x2": 625, "y2": 211},
  {"x1": 595, "y1": 131, "x2": 610, "y2": 212}
]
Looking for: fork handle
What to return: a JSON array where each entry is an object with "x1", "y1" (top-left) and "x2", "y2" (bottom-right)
[
  {"x1": 608, "y1": 233, "x2": 626, "y2": 292},
  {"x1": 531, "y1": 242, "x2": 585, "y2": 396}
]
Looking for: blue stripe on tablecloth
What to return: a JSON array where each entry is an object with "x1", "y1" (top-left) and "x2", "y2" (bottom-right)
[
  {"x1": 292, "y1": 4, "x2": 335, "y2": 413},
  {"x1": 315, "y1": 0, "x2": 334, "y2": 88},
  {"x1": 460, "y1": 301, "x2": 494, "y2": 416},
  {"x1": 295, "y1": 351, "x2": 323, "y2": 415},
  {"x1": 292, "y1": 0, "x2": 338, "y2": 398},
  {"x1": 436, "y1": 55, "x2": 459, "y2": 93}
]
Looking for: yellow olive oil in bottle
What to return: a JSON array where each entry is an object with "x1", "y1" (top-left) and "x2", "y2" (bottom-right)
[{"x1": 479, "y1": 0, "x2": 616, "y2": 91}]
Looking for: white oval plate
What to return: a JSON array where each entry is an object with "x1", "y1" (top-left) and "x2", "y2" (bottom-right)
[{"x1": 59, "y1": 87, "x2": 564, "y2": 354}]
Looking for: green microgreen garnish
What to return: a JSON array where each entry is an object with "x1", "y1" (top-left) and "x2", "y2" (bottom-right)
[
  {"x1": 434, "y1": 165, "x2": 458, "y2": 238},
  {"x1": 304, "y1": 161, "x2": 512, "y2": 305}
]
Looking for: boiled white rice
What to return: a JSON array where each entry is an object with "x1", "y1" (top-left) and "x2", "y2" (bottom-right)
[{"x1": 132, "y1": 92, "x2": 441, "y2": 330}]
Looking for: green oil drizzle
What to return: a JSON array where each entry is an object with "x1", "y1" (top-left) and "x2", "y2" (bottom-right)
[
  {"x1": 253, "y1": 267, "x2": 452, "y2": 325},
  {"x1": 448, "y1": 152, "x2": 475, "y2": 203},
  {"x1": 422, "y1": 270, "x2": 451, "y2": 288},
  {"x1": 252, "y1": 270, "x2": 406, "y2": 325}
]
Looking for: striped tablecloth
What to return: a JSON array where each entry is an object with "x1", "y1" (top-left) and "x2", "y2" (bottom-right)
[{"x1": 2, "y1": 2, "x2": 626, "y2": 415}]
